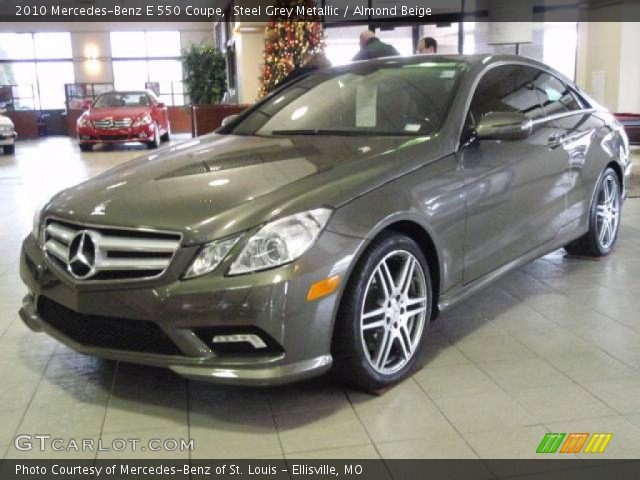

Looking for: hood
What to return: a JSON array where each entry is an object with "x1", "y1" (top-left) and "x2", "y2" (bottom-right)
[
  {"x1": 0, "y1": 115, "x2": 13, "y2": 127},
  {"x1": 85, "y1": 106, "x2": 151, "y2": 120},
  {"x1": 46, "y1": 133, "x2": 445, "y2": 244}
]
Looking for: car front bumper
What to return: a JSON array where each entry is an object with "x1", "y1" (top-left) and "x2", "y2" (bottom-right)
[
  {"x1": 19, "y1": 229, "x2": 364, "y2": 385},
  {"x1": 0, "y1": 132, "x2": 16, "y2": 145},
  {"x1": 78, "y1": 124, "x2": 156, "y2": 144}
]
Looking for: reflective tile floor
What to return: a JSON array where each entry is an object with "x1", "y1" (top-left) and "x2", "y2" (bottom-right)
[{"x1": 1, "y1": 138, "x2": 640, "y2": 460}]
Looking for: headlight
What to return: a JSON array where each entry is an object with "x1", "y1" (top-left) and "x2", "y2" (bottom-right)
[
  {"x1": 32, "y1": 202, "x2": 45, "y2": 245},
  {"x1": 183, "y1": 235, "x2": 241, "y2": 279},
  {"x1": 133, "y1": 114, "x2": 152, "y2": 127},
  {"x1": 228, "y1": 208, "x2": 332, "y2": 275},
  {"x1": 77, "y1": 117, "x2": 92, "y2": 128}
]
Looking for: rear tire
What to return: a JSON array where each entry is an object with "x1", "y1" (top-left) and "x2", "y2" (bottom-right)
[
  {"x1": 331, "y1": 232, "x2": 432, "y2": 391},
  {"x1": 79, "y1": 143, "x2": 92, "y2": 152},
  {"x1": 565, "y1": 167, "x2": 621, "y2": 257},
  {"x1": 3, "y1": 144, "x2": 15, "y2": 154}
]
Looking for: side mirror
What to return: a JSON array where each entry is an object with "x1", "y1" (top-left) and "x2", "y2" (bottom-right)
[
  {"x1": 476, "y1": 112, "x2": 533, "y2": 141},
  {"x1": 81, "y1": 100, "x2": 92, "y2": 110},
  {"x1": 221, "y1": 114, "x2": 238, "y2": 127},
  {"x1": 157, "y1": 102, "x2": 166, "y2": 109}
]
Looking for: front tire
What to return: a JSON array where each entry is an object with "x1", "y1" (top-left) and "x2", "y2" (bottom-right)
[
  {"x1": 332, "y1": 232, "x2": 432, "y2": 391},
  {"x1": 160, "y1": 123, "x2": 170, "y2": 142},
  {"x1": 146, "y1": 124, "x2": 160, "y2": 149},
  {"x1": 3, "y1": 144, "x2": 15, "y2": 154},
  {"x1": 565, "y1": 167, "x2": 621, "y2": 257},
  {"x1": 79, "y1": 143, "x2": 92, "y2": 152}
]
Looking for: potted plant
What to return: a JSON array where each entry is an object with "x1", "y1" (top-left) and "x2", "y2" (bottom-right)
[{"x1": 181, "y1": 43, "x2": 245, "y2": 136}]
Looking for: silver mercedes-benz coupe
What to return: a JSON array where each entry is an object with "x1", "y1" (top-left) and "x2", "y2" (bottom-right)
[{"x1": 20, "y1": 55, "x2": 631, "y2": 389}]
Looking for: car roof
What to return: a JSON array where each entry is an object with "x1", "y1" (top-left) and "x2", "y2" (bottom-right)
[
  {"x1": 348, "y1": 53, "x2": 545, "y2": 68},
  {"x1": 331, "y1": 53, "x2": 571, "y2": 86},
  {"x1": 100, "y1": 90, "x2": 152, "y2": 95}
]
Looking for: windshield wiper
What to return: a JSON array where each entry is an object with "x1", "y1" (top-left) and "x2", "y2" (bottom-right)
[{"x1": 270, "y1": 129, "x2": 365, "y2": 136}]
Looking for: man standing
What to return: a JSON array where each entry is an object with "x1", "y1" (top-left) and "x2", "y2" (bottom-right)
[
  {"x1": 352, "y1": 31, "x2": 400, "y2": 61},
  {"x1": 417, "y1": 37, "x2": 438, "y2": 54}
]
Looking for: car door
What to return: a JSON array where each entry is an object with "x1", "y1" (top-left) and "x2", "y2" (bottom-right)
[
  {"x1": 458, "y1": 64, "x2": 569, "y2": 284},
  {"x1": 530, "y1": 71, "x2": 605, "y2": 225}
]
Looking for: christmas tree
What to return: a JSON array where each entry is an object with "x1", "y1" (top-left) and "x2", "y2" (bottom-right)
[{"x1": 259, "y1": 0, "x2": 326, "y2": 97}]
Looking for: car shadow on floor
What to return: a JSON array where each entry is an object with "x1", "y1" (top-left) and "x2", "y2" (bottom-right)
[{"x1": 27, "y1": 312, "x2": 498, "y2": 431}]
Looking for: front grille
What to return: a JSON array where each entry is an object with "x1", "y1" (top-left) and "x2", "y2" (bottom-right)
[
  {"x1": 38, "y1": 297, "x2": 182, "y2": 355},
  {"x1": 94, "y1": 118, "x2": 132, "y2": 129},
  {"x1": 43, "y1": 219, "x2": 181, "y2": 282}
]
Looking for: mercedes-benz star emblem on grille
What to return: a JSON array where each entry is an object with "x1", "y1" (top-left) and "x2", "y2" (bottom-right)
[{"x1": 67, "y1": 231, "x2": 97, "y2": 279}]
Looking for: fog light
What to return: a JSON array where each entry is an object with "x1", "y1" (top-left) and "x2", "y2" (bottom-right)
[
  {"x1": 307, "y1": 275, "x2": 340, "y2": 301},
  {"x1": 139, "y1": 133, "x2": 148, "y2": 139},
  {"x1": 212, "y1": 334, "x2": 267, "y2": 349}
]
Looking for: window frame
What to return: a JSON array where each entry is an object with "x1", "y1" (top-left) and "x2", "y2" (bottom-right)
[
  {"x1": 527, "y1": 67, "x2": 585, "y2": 116},
  {"x1": 468, "y1": 64, "x2": 546, "y2": 124},
  {"x1": 459, "y1": 61, "x2": 593, "y2": 149}
]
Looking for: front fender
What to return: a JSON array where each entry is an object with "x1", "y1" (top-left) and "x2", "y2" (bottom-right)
[{"x1": 326, "y1": 153, "x2": 466, "y2": 294}]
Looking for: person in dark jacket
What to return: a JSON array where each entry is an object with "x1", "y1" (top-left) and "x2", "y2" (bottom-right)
[
  {"x1": 352, "y1": 31, "x2": 400, "y2": 61},
  {"x1": 278, "y1": 52, "x2": 332, "y2": 88}
]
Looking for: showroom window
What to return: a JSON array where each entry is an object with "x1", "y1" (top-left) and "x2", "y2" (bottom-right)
[
  {"x1": 324, "y1": 25, "x2": 364, "y2": 66},
  {"x1": 462, "y1": 22, "x2": 578, "y2": 80},
  {"x1": 110, "y1": 31, "x2": 184, "y2": 105},
  {"x1": 419, "y1": 23, "x2": 461, "y2": 54},
  {"x1": 376, "y1": 26, "x2": 413, "y2": 56},
  {"x1": 323, "y1": 20, "x2": 577, "y2": 80},
  {"x1": 0, "y1": 32, "x2": 74, "y2": 110}
]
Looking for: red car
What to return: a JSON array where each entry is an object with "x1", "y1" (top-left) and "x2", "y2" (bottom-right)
[{"x1": 77, "y1": 90, "x2": 170, "y2": 151}]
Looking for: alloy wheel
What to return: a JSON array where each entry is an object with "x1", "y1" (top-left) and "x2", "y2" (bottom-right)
[
  {"x1": 360, "y1": 250, "x2": 428, "y2": 375},
  {"x1": 596, "y1": 175, "x2": 620, "y2": 250}
]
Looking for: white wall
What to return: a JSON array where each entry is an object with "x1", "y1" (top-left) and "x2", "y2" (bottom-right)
[
  {"x1": 576, "y1": 16, "x2": 640, "y2": 113},
  {"x1": 71, "y1": 32, "x2": 113, "y2": 83},
  {"x1": 618, "y1": 21, "x2": 640, "y2": 113},
  {"x1": 576, "y1": 22, "x2": 622, "y2": 111}
]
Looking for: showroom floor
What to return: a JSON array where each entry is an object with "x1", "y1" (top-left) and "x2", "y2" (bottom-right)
[{"x1": 1, "y1": 137, "x2": 640, "y2": 460}]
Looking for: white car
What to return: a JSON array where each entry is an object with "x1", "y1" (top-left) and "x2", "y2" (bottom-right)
[{"x1": 0, "y1": 112, "x2": 16, "y2": 154}]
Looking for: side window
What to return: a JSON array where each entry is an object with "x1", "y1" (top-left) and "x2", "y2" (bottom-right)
[
  {"x1": 470, "y1": 65, "x2": 545, "y2": 123},
  {"x1": 529, "y1": 70, "x2": 582, "y2": 115}
]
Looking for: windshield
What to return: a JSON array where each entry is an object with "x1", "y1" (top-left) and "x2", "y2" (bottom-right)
[
  {"x1": 230, "y1": 61, "x2": 465, "y2": 137},
  {"x1": 94, "y1": 92, "x2": 152, "y2": 108}
]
